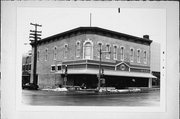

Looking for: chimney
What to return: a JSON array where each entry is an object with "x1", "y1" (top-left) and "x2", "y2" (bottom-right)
[{"x1": 143, "y1": 35, "x2": 149, "y2": 39}]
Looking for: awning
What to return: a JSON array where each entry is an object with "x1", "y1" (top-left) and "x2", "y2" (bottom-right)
[{"x1": 56, "y1": 69, "x2": 156, "y2": 78}]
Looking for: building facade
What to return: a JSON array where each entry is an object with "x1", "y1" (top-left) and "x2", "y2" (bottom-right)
[
  {"x1": 22, "y1": 51, "x2": 32, "y2": 85},
  {"x1": 30, "y1": 27, "x2": 156, "y2": 89}
]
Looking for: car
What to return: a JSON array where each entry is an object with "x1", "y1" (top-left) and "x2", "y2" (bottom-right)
[{"x1": 22, "y1": 83, "x2": 39, "y2": 90}]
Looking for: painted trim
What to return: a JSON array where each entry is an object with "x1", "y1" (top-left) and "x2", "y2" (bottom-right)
[
  {"x1": 115, "y1": 61, "x2": 130, "y2": 68},
  {"x1": 55, "y1": 59, "x2": 150, "y2": 70}
]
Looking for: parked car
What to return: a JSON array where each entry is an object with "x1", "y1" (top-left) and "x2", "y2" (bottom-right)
[{"x1": 22, "y1": 83, "x2": 39, "y2": 90}]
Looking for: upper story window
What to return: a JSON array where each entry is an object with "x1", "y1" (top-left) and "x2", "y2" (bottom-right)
[
  {"x1": 53, "y1": 47, "x2": 57, "y2": 60},
  {"x1": 97, "y1": 42, "x2": 102, "y2": 58},
  {"x1": 64, "y1": 44, "x2": 68, "y2": 59},
  {"x1": 83, "y1": 40, "x2": 93, "y2": 60},
  {"x1": 137, "y1": 49, "x2": 141, "y2": 63},
  {"x1": 130, "y1": 48, "x2": 134, "y2": 62},
  {"x1": 143, "y1": 50, "x2": 147, "y2": 64},
  {"x1": 106, "y1": 44, "x2": 110, "y2": 59},
  {"x1": 76, "y1": 41, "x2": 81, "y2": 58},
  {"x1": 45, "y1": 49, "x2": 48, "y2": 61},
  {"x1": 113, "y1": 45, "x2": 118, "y2": 60},
  {"x1": 120, "y1": 46, "x2": 124, "y2": 61}
]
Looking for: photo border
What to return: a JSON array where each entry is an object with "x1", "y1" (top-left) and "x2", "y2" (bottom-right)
[{"x1": 1, "y1": 1, "x2": 179, "y2": 119}]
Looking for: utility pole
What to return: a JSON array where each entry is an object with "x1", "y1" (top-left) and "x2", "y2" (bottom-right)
[
  {"x1": 29, "y1": 23, "x2": 42, "y2": 85},
  {"x1": 97, "y1": 44, "x2": 111, "y2": 91}
]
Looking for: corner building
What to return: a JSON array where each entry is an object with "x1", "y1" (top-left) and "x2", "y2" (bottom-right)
[{"x1": 30, "y1": 27, "x2": 156, "y2": 89}]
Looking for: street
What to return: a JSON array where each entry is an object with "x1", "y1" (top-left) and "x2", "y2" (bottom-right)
[{"x1": 22, "y1": 89, "x2": 160, "y2": 106}]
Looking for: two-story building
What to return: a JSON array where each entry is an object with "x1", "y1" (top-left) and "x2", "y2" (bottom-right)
[{"x1": 30, "y1": 27, "x2": 156, "y2": 89}]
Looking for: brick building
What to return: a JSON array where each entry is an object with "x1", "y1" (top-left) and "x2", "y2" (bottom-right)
[
  {"x1": 22, "y1": 51, "x2": 32, "y2": 85},
  {"x1": 30, "y1": 27, "x2": 156, "y2": 89}
]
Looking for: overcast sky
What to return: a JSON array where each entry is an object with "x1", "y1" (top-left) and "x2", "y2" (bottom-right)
[{"x1": 17, "y1": 8, "x2": 166, "y2": 54}]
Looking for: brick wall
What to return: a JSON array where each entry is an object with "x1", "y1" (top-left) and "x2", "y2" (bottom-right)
[{"x1": 31, "y1": 33, "x2": 151, "y2": 88}]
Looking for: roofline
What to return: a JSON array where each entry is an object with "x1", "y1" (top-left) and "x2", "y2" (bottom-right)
[{"x1": 31, "y1": 27, "x2": 152, "y2": 46}]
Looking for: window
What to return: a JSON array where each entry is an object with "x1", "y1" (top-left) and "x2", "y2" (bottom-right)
[
  {"x1": 130, "y1": 48, "x2": 134, "y2": 62},
  {"x1": 97, "y1": 42, "x2": 102, "y2": 58},
  {"x1": 64, "y1": 44, "x2": 68, "y2": 59},
  {"x1": 22, "y1": 65, "x2": 25, "y2": 71},
  {"x1": 29, "y1": 64, "x2": 31, "y2": 71},
  {"x1": 143, "y1": 51, "x2": 147, "y2": 64},
  {"x1": 113, "y1": 45, "x2": 117, "y2": 60},
  {"x1": 84, "y1": 41, "x2": 93, "y2": 59},
  {"x1": 37, "y1": 51, "x2": 40, "y2": 61},
  {"x1": 45, "y1": 49, "x2": 48, "y2": 61},
  {"x1": 57, "y1": 64, "x2": 62, "y2": 71},
  {"x1": 53, "y1": 47, "x2": 57, "y2": 60},
  {"x1": 76, "y1": 41, "x2": 81, "y2": 58},
  {"x1": 120, "y1": 46, "x2": 124, "y2": 61},
  {"x1": 137, "y1": 49, "x2": 141, "y2": 63},
  {"x1": 51, "y1": 65, "x2": 56, "y2": 71},
  {"x1": 106, "y1": 44, "x2": 110, "y2": 59}
]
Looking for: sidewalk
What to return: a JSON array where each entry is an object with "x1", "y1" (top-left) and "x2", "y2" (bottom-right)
[{"x1": 36, "y1": 87, "x2": 160, "y2": 96}]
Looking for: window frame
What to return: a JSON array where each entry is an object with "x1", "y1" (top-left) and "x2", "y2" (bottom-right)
[
  {"x1": 137, "y1": 49, "x2": 141, "y2": 63},
  {"x1": 113, "y1": 45, "x2": 118, "y2": 60},
  {"x1": 130, "y1": 48, "x2": 134, "y2": 62},
  {"x1": 143, "y1": 50, "x2": 147, "y2": 64},
  {"x1": 57, "y1": 64, "x2": 62, "y2": 71},
  {"x1": 53, "y1": 46, "x2": 57, "y2": 60},
  {"x1": 45, "y1": 48, "x2": 48, "y2": 61},
  {"x1": 76, "y1": 41, "x2": 81, "y2": 58},
  {"x1": 51, "y1": 65, "x2": 56, "y2": 72},
  {"x1": 120, "y1": 46, "x2": 125, "y2": 61},
  {"x1": 105, "y1": 43, "x2": 111, "y2": 59},
  {"x1": 83, "y1": 39, "x2": 93, "y2": 60},
  {"x1": 64, "y1": 44, "x2": 68, "y2": 59}
]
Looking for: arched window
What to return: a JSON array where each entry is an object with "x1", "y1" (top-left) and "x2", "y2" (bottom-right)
[
  {"x1": 137, "y1": 49, "x2": 141, "y2": 63},
  {"x1": 53, "y1": 47, "x2": 57, "y2": 60},
  {"x1": 106, "y1": 44, "x2": 110, "y2": 59},
  {"x1": 113, "y1": 45, "x2": 117, "y2": 60},
  {"x1": 45, "y1": 49, "x2": 48, "y2": 61},
  {"x1": 143, "y1": 51, "x2": 147, "y2": 64},
  {"x1": 76, "y1": 41, "x2": 81, "y2": 58},
  {"x1": 64, "y1": 44, "x2": 68, "y2": 59},
  {"x1": 84, "y1": 41, "x2": 93, "y2": 59},
  {"x1": 120, "y1": 46, "x2": 124, "y2": 61},
  {"x1": 130, "y1": 48, "x2": 134, "y2": 62}
]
